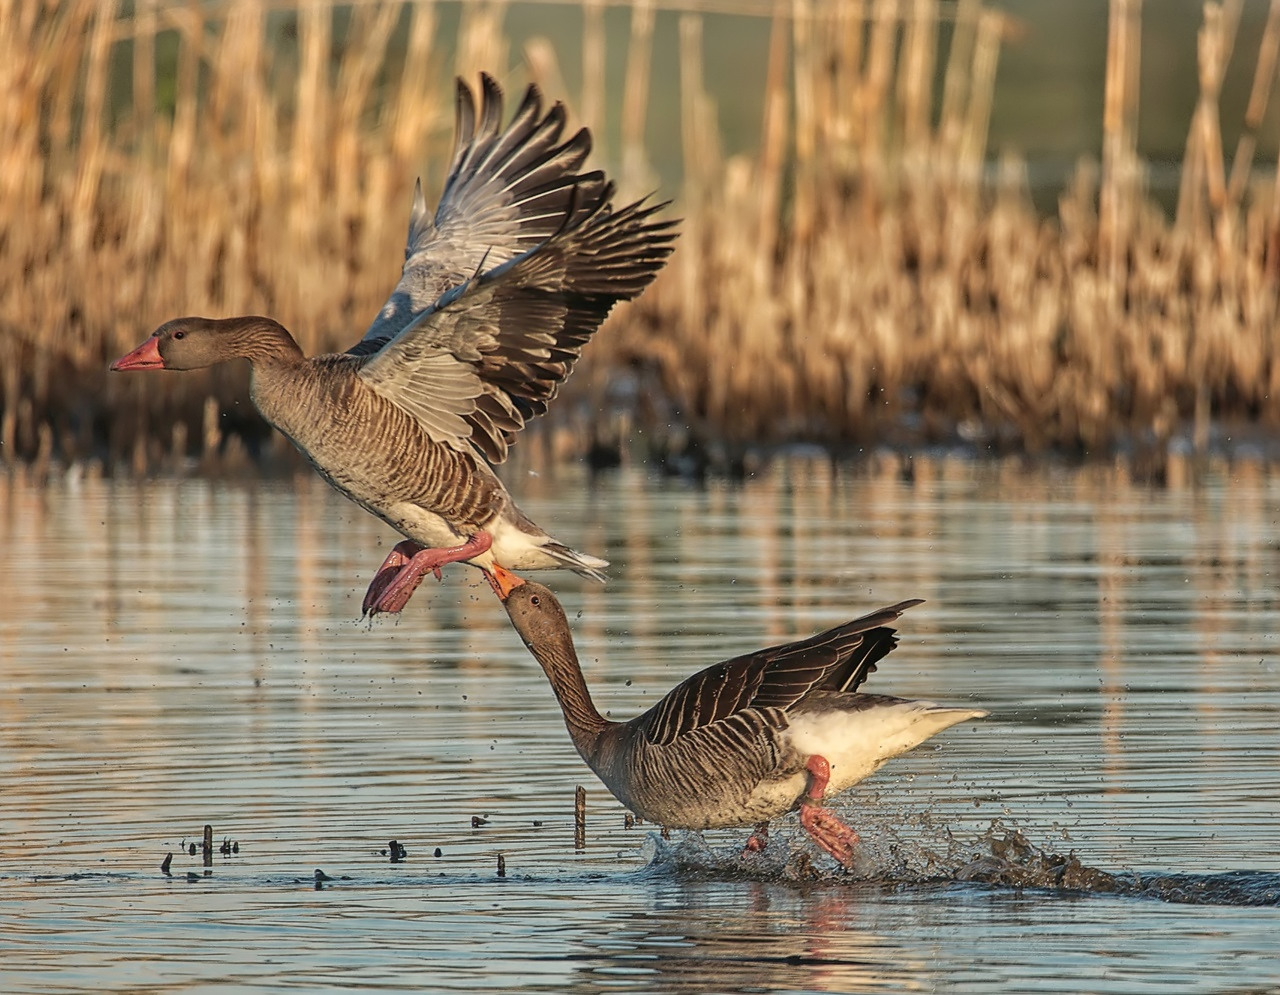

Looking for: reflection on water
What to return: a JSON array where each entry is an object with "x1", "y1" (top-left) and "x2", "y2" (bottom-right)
[{"x1": 1, "y1": 456, "x2": 1278, "y2": 993}]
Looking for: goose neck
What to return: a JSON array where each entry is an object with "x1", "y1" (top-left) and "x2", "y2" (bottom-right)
[{"x1": 529, "y1": 636, "x2": 610, "y2": 750}]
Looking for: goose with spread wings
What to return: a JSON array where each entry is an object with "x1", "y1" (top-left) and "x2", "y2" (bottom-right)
[
  {"x1": 488, "y1": 572, "x2": 987, "y2": 867},
  {"x1": 111, "y1": 74, "x2": 677, "y2": 615}
]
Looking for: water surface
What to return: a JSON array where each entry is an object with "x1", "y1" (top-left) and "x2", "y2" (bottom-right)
[{"x1": 2, "y1": 457, "x2": 1277, "y2": 992}]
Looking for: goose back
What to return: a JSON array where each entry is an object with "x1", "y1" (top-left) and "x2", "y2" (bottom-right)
[{"x1": 632, "y1": 599, "x2": 923, "y2": 748}]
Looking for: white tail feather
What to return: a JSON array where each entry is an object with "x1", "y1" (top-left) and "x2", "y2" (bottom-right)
[
  {"x1": 540, "y1": 542, "x2": 609, "y2": 583},
  {"x1": 787, "y1": 699, "x2": 988, "y2": 794}
]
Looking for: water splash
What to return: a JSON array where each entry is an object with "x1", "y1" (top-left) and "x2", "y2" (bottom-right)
[{"x1": 640, "y1": 822, "x2": 1280, "y2": 907}]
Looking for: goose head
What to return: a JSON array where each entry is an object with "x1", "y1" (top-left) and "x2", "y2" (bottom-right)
[
  {"x1": 110, "y1": 316, "x2": 297, "y2": 372},
  {"x1": 489, "y1": 572, "x2": 573, "y2": 649}
]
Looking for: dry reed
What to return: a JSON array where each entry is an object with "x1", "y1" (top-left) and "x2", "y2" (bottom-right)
[
  {"x1": 1, "y1": 0, "x2": 1279, "y2": 479},
  {"x1": 1, "y1": 0, "x2": 455, "y2": 476},
  {"x1": 594, "y1": 0, "x2": 1280, "y2": 464}
]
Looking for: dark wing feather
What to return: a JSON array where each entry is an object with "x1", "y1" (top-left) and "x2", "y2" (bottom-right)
[
  {"x1": 350, "y1": 73, "x2": 610, "y2": 356},
  {"x1": 467, "y1": 196, "x2": 677, "y2": 454},
  {"x1": 637, "y1": 600, "x2": 924, "y2": 747},
  {"x1": 355, "y1": 194, "x2": 678, "y2": 461}
]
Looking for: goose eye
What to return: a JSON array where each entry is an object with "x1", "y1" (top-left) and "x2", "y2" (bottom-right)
[
  {"x1": 529, "y1": 595, "x2": 540, "y2": 607},
  {"x1": 173, "y1": 331, "x2": 185, "y2": 340}
]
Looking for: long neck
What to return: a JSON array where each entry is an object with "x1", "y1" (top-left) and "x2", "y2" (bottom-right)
[
  {"x1": 218, "y1": 317, "x2": 305, "y2": 366},
  {"x1": 525, "y1": 634, "x2": 611, "y2": 758}
]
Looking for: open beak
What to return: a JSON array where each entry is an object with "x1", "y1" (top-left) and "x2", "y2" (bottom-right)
[
  {"x1": 110, "y1": 335, "x2": 165, "y2": 371},
  {"x1": 483, "y1": 565, "x2": 526, "y2": 601}
]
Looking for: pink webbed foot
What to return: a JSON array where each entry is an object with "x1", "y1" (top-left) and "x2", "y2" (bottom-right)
[
  {"x1": 363, "y1": 532, "x2": 495, "y2": 617},
  {"x1": 799, "y1": 804, "x2": 860, "y2": 868},
  {"x1": 797, "y1": 754, "x2": 860, "y2": 868},
  {"x1": 362, "y1": 541, "x2": 427, "y2": 616},
  {"x1": 742, "y1": 821, "x2": 771, "y2": 856}
]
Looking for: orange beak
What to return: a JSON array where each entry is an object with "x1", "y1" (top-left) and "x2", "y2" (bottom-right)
[
  {"x1": 483, "y1": 565, "x2": 526, "y2": 601},
  {"x1": 110, "y1": 335, "x2": 165, "y2": 371}
]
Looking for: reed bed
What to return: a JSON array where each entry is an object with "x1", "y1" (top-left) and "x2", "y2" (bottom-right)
[
  {"x1": 2, "y1": 0, "x2": 1279, "y2": 479},
  {"x1": 0, "y1": 0, "x2": 468, "y2": 475},
  {"x1": 598, "y1": 0, "x2": 1280, "y2": 464}
]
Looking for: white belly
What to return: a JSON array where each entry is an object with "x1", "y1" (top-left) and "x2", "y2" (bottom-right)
[
  {"x1": 381, "y1": 501, "x2": 469, "y2": 549},
  {"x1": 377, "y1": 501, "x2": 561, "y2": 573}
]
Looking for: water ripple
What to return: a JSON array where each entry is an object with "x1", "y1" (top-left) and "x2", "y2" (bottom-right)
[{"x1": 2, "y1": 461, "x2": 1278, "y2": 993}]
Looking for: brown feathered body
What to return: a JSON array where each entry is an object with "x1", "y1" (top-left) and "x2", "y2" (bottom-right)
[
  {"x1": 501, "y1": 582, "x2": 987, "y2": 831},
  {"x1": 111, "y1": 75, "x2": 678, "y2": 583},
  {"x1": 245, "y1": 340, "x2": 540, "y2": 567}
]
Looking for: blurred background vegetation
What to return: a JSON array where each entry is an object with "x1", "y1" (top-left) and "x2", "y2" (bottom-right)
[{"x1": 3, "y1": 0, "x2": 1280, "y2": 480}]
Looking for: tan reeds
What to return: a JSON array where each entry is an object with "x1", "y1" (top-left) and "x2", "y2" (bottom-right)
[
  {"x1": 1, "y1": 0, "x2": 1279, "y2": 475},
  {"x1": 1228, "y1": 0, "x2": 1280, "y2": 207},
  {"x1": 581, "y1": 0, "x2": 607, "y2": 135},
  {"x1": 620, "y1": 0, "x2": 656, "y2": 196},
  {"x1": 0, "y1": 0, "x2": 457, "y2": 473},
  {"x1": 598, "y1": 0, "x2": 1280, "y2": 460}
]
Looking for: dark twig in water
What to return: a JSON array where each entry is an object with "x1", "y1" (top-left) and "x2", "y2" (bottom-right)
[
  {"x1": 496, "y1": 853, "x2": 506, "y2": 878},
  {"x1": 202, "y1": 825, "x2": 213, "y2": 867},
  {"x1": 574, "y1": 786, "x2": 587, "y2": 851}
]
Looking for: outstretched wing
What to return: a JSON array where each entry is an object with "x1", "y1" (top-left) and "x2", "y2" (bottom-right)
[
  {"x1": 350, "y1": 73, "x2": 610, "y2": 357},
  {"x1": 355, "y1": 195, "x2": 678, "y2": 462},
  {"x1": 637, "y1": 600, "x2": 924, "y2": 747}
]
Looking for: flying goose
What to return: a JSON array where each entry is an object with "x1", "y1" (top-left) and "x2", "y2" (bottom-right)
[{"x1": 111, "y1": 74, "x2": 676, "y2": 615}]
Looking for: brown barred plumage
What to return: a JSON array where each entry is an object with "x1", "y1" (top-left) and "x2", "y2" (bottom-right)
[
  {"x1": 111, "y1": 74, "x2": 677, "y2": 614},
  {"x1": 495, "y1": 578, "x2": 987, "y2": 866}
]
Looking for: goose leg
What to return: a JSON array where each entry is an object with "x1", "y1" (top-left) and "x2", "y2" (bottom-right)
[
  {"x1": 364, "y1": 532, "x2": 495, "y2": 616},
  {"x1": 742, "y1": 821, "x2": 771, "y2": 855},
  {"x1": 798, "y1": 754, "x2": 859, "y2": 868},
  {"x1": 363, "y1": 541, "x2": 426, "y2": 615}
]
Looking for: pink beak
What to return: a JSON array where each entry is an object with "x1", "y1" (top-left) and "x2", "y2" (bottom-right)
[{"x1": 110, "y1": 336, "x2": 165, "y2": 371}]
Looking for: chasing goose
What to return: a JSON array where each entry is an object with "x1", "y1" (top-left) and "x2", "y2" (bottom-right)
[
  {"x1": 486, "y1": 569, "x2": 987, "y2": 867},
  {"x1": 111, "y1": 74, "x2": 677, "y2": 616}
]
